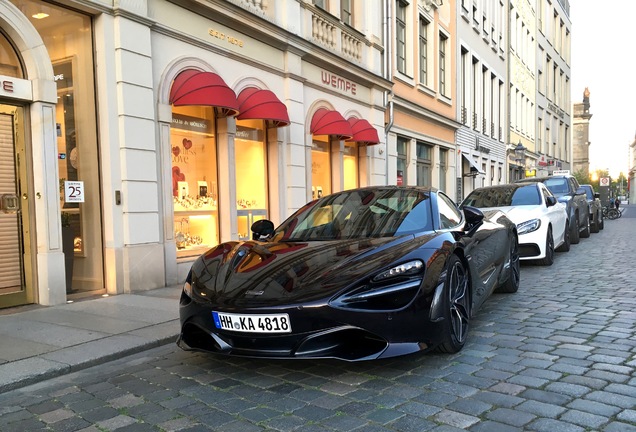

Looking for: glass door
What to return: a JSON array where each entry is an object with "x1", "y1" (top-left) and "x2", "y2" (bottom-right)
[{"x1": 0, "y1": 105, "x2": 34, "y2": 308}]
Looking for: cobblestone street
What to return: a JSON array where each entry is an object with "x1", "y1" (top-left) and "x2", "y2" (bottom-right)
[{"x1": 1, "y1": 206, "x2": 635, "y2": 432}]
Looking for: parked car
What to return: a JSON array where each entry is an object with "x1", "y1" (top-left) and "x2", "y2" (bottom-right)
[
  {"x1": 516, "y1": 174, "x2": 590, "y2": 244},
  {"x1": 580, "y1": 184, "x2": 604, "y2": 232},
  {"x1": 462, "y1": 182, "x2": 569, "y2": 266},
  {"x1": 177, "y1": 186, "x2": 520, "y2": 360}
]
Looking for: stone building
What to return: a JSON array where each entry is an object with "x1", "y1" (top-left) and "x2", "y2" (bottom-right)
[{"x1": 572, "y1": 87, "x2": 592, "y2": 178}]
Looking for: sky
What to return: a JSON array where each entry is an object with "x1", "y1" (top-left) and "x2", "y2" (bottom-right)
[{"x1": 570, "y1": 1, "x2": 636, "y2": 178}]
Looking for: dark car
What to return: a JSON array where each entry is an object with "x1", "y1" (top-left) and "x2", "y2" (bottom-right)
[
  {"x1": 177, "y1": 186, "x2": 520, "y2": 361},
  {"x1": 516, "y1": 174, "x2": 590, "y2": 244},
  {"x1": 580, "y1": 184, "x2": 604, "y2": 233}
]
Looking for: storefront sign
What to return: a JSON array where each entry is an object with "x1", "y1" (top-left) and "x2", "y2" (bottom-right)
[
  {"x1": 236, "y1": 126, "x2": 263, "y2": 141},
  {"x1": 208, "y1": 28, "x2": 244, "y2": 48},
  {"x1": 0, "y1": 75, "x2": 32, "y2": 101},
  {"x1": 321, "y1": 71, "x2": 357, "y2": 95},
  {"x1": 172, "y1": 114, "x2": 213, "y2": 134},
  {"x1": 64, "y1": 180, "x2": 85, "y2": 203}
]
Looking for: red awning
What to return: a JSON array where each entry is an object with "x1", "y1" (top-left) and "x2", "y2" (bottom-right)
[
  {"x1": 236, "y1": 87, "x2": 290, "y2": 128},
  {"x1": 169, "y1": 69, "x2": 239, "y2": 117},
  {"x1": 346, "y1": 117, "x2": 380, "y2": 145},
  {"x1": 310, "y1": 108, "x2": 353, "y2": 140}
]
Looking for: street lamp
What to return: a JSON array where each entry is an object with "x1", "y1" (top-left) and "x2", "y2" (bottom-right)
[{"x1": 514, "y1": 141, "x2": 527, "y2": 166}]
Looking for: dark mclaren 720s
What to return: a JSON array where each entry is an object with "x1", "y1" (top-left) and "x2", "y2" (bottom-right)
[{"x1": 177, "y1": 186, "x2": 520, "y2": 361}]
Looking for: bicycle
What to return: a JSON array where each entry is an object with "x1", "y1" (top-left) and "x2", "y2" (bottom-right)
[{"x1": 603, "y1": 205, "x2": 620, "y2": 220}]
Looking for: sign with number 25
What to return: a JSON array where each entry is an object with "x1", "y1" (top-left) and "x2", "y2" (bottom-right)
[{"x1": 64, "y1": 181, "x2": 85, "y2": 203}]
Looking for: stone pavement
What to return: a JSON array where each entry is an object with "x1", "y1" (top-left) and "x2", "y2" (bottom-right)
[
  {"x1": 0, "y1": 205, "x2": 635, "y2": 431},
  {"x1": 0, "y1": 285, "x2": 182, "y2": 393}
]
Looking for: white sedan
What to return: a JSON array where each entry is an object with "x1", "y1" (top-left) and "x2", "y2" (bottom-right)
[{"x1": 462, "y1": 182, "x2": 569, "y2": 266}]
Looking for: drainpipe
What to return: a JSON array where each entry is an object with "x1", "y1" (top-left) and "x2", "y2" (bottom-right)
[{"x1": 384, "y1": 0, "x2": 394, "y2": 186}]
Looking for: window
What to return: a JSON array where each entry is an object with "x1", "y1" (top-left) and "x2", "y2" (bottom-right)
[
  {"x1": 439, "y1": 33, "x2": 448, "y2": 96},
  {"x1": 343, "y1": 142, "x2": 358, "y2": 190},
  {"x1": 419, "y1": 16, "x2": 429, "y2": 84},
  {"x1": 438, "y1": 192, "x2": 462, "y2": 229},
  {"x1": 312, "y1": 138, "x2": 332, "y2": 199},
  {"x1": 0, "y1": 33, "x2": 23, "y2": 78},
  {"x1": 314, "y1": 0, "x2": 327, "y2": 9},
  {"x1": 416, "y1": 142, "x2": 432, "y2": 186},
  {"x1": 396, "y1": 0, "x2": 407, "y2": 74},
  {"x1": 397, "y1": 136, "x2": 408, "y2": 185},
  {"x1": 341, "y1": 0, "x2": 352, "y2": 25},
  {"x1": 439, "y1": 149, "x2": 447, "y2": 192}
]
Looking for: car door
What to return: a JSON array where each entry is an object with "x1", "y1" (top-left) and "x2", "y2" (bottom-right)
[{"x1": 542, "y1": 186, "x2": 567, "y2": 244}]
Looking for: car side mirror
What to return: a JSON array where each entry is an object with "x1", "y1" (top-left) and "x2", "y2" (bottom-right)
[
  {"x1": 546, "y1": 196, "x2": 557, "y2": 207},
  {"x1": 462, "y1": 205, "x2": 484, "y2": 229},
  {"x1": 594, "y1": 192, "x2": 600, "y2": 199},
  {"x1": 251, "y1": 219, "x2": 275, "y2": 241}
]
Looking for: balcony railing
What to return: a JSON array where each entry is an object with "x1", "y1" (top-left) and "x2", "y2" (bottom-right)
[{"x1": 312, "y1": 12, "x2": 362, "y2": 62}]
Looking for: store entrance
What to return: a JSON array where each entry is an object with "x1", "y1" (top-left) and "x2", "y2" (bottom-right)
[{"x1": 0, "y1": 104, "x2": 34, "y2": 308}]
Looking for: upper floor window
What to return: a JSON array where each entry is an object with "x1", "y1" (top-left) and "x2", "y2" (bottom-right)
[
  {"x1": 341, "y1": 0, "x2": 352, "y2": 25},
  {"x1": 439, "y1": 33, "x2": 448, "y2": 97},
  {"x1": 314, "y1": 0, "x2": 327, "y2": 9},
  {"x1": 419, "y1": 16, "x2": 429, "y2": 85},
  {"x1": 396, "y1": 0, "x2": 407, "y2": 74}
]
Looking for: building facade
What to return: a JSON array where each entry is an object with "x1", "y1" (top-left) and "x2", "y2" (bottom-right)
[
  {"x1": 386, "y1": 0, "x2": 458, "y2": 200},
  {"x1": 455, "y1": 0, "x2": 508, "y2": 200},
  {"x1": 534, "y1": 0, "x2": 571, "y2": 177},
  {"x1": 0, "y1": 0, "x2": 390, "y2": 308}
]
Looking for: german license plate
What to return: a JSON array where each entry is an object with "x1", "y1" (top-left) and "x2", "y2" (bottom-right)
[{"x1": 212, "y1": 311, "x2": 291, "y2": 333}]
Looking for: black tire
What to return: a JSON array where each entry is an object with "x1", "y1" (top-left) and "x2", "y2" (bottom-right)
[
  {"x1": 570, "y1": 217, "x2": 580, "y2": 244},
  {"x1": 556, "y1": 221, "x2": 571, "y2": 252},
  {"x1": 580, "y1": 215, "x2": 590, "y2": 238},
  {"x1": 436, "y1": 255, "x2": 470, "y2": 354},
  {"x1": 590, "y1": 212, "x2": 600, "y2": 233},
  {"x1": 497, "y1": 233, "x2": 520, "y2": 293},
  {"x1": 537, "y1": 226, "x2": 554, "y2": 266}
]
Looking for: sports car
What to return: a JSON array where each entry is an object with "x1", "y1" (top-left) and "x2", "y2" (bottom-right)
[
  {"x1": 462, "y1": 182, "x2": 569, "y2": 266},
  {"x1": 177, "y1": 186, "x2": 520, "y2": 361}
]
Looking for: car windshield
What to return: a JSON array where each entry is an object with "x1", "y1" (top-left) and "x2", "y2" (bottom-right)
[
  {"x1": 462, "y1": 185, "x2": 541, "y2": 207},
  {"x1": 272, "y1": 188, "x2": 433, "y2": 241},
  {"x1": 542, "y1": 178, "x2": 568, "y2": 195},
  {"x1": 582, "y1": 186, "x2": 594, "y2": 200}
]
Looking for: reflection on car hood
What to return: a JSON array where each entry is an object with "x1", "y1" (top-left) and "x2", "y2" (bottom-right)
[
  {"x1": 478, "y1": 205, "x2": 545, "y2": 224},
  {"x1": 190, "y1": 234, "x2": 438, "y2": 307}
]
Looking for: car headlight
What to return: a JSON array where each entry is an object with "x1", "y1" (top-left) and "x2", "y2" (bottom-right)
[
  {"x1": 517, "y1": 218, "x2": 541, "y2": 235},
  {"x1": 329, "y1": 260, "x2": 424, "y2": 311},
  {"x1": 372, "y1": 260, "x2": 424, "y2": 282}
]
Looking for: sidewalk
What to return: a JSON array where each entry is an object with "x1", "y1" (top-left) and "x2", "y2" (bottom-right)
[{"x1": 0, "y1": 285, "x2": 182, "y2": 394}]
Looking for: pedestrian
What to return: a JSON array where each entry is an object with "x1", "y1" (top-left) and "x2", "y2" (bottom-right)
[{"x1": 615, "y1": 197, "x2": 621, "y2": 210}]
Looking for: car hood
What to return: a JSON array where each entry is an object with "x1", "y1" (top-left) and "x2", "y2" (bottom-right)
[
  {"x1": 478, "y1": 205, "x2": 544, "y2": 224},
  {"x1": 189, "y1": 234, "x2": 439, "y2": 307}
]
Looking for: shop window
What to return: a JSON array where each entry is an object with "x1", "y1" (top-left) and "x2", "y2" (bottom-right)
[
  {"x1": 171, "y1": 105, "x2": 219, "y2": 257},
  {"x1": 343, "y1": 142, "x2": 358, "y2": 190},
  {"x1": 312, "y1": 137, "x2": 331, "y2": 199},
  {"x1": 235, "y1": 119, "x2": 268, "y2": 240},
  {"x1": 14, "y1": 0, "x2": 103, "y2": 293},
  {"x1": 0, "y1": 32, "x2": 23, "y2": 78}
]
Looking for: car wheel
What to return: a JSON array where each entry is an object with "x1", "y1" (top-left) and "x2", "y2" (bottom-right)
[
  {"x1": 599, "y1": 213, "x2": 604, "y2": 230},
  {"x1": 580, "y1": 215, "x2": 590, "y2": 238},
  {"x1": 556, "y1": 221, "x2": 571, "y2": 252},
  {"x1": 570, "y1": 217, "x2": 580, "y2": 244},
  {"x1": 496, "y1": 233, "x2": 520, "y2": 293},
  {"x1": 590, "y1": 212, "x2": 600, "y2": 233},
  {"x1": 436, "y1": 255, "x2": 470, "y2": 354},
  {"x1": 537, "y1": 226, "x2": 554, "y2": 266}
]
